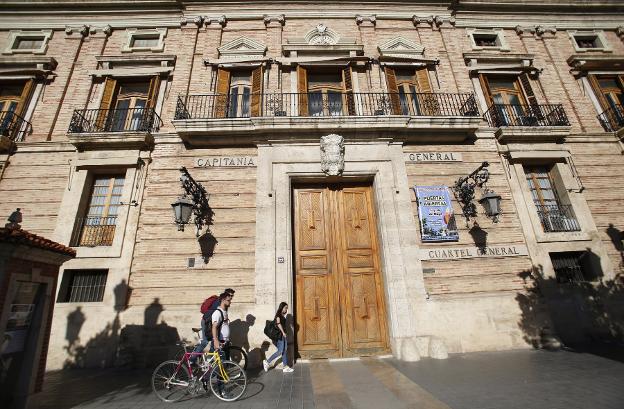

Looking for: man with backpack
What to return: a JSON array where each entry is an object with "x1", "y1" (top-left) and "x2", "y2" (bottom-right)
[{"x1": 191, "y1": 288, "x2": 235, "y2": 364}]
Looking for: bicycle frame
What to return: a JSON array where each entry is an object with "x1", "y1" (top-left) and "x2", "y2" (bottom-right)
[{"x1": 175, "y1": 349, "x2": 230, "y2": 383}]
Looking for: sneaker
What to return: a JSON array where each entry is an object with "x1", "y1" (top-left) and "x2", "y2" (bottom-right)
[
  {"x1": 282, "y1": 366, "x2": 294, "y2": 373},
  {"x1": 262, "y1": 359, "x2": 270, "y2": 372}
]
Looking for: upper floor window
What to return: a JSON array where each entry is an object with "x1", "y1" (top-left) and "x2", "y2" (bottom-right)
[
  {"x1": 3, "y1": 30, "x2": 52, "y2": 55},
  {"x1": 0, "y1": 80, "x2": 35, "y2": 140},
  {"x1": 590, "y1": 74, "x2": 624, "y2": 132},
  {"x1": 467, "y1": 29, "x2": 509, "y2": 51},
  {"x1": 524, "y1": 165, "x2": 580, "y2": 233},
  {"x1": 568, "y1": 31, "x2": 610, "y2": 53},
  {"x1": 71, "y1": 175, "x2": 125, "y2": 247},
  {"x1": 384, "y1": 67, "x2": 434, "y2": 115},
  {"x1": 297, "y1": 66, "x2": 355, "y2": 116},
  {"x1": 214, "y1": 67, "x2": 263, "y2": 118},
  {"x1": 122, "y1": 28, "x2": 167, "y2": 52},
  {"x1": 94, "y1": 76, "x2": 160, "y2": 132}
]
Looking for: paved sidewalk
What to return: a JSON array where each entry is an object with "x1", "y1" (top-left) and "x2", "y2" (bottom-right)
[{"x1": 31, "y1": 348, "x2": 624, "y2": 409}]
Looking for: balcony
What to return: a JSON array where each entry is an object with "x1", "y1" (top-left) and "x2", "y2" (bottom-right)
[
  {"x1": 597, "y1": 104, "x2": 624, "y2": 133},
  {"x1": 67, "y1": 108, "x2": 161, "y2": 150},
  {"x1": 70, "y1": 216, "x2": 117, "y2": 247},
  {"x1": 535, "y1": 204, "x2": 581, "y2": 233},
  {"x1": 484, "y1": 104, "x2": 571, "y2": 143},
  {"x1": 172, "y1": 92, "x2": 482, "y2": 145},
  {"x1": 0, "y1": 110, "x2": 32, "y2": 152}
]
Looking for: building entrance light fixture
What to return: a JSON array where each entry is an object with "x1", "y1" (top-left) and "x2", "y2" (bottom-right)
[
  {"x1": 453, "y1": 161, "x2": 501, "y2": 223},
  {"x1": 171, "y1": 167, "x2": 211, "y2": 236}
]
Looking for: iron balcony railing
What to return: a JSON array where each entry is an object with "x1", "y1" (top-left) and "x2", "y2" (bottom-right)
[
  {"x1": 597, "y1": 104, "x2": 624, "y2": 132},
  {"x1": 68, "y1": 108, "x2": 162, "y2": 134},
  {"x1": 175, "y1": 92, "x2": 480, "y2": 120},
  {"x1": 0, "y1": 110, "x2": 32, "y2": 142},
  {"x1": 534, "y1": 204, "x2": 581, "y2": 233},
  {"x1": 484, "y1": 104, "x2": 570, "y2": 127},
  {"x1": 71, "y1": 216, "x2": 117, "y2": 247}
]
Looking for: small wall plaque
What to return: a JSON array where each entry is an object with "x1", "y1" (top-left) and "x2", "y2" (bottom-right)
[{"x1": 277, "y1": 257, "x2": 285, "y2": 263}]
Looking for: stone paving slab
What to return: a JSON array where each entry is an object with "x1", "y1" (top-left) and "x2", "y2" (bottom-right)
[{"x1": 29, "y1": 348, "x2": 624, "y2": 409}]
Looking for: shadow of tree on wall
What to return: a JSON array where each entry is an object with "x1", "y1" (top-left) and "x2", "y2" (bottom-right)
[
  {"x1": 606, "y1": 223, "x2": 624, "y2": 273},
  {"x1": 62, "y1": 281, "x2": 180, "y2": 369},
  {"x1": 516, "y1": 261, "x2": 624, "y2": 362}
]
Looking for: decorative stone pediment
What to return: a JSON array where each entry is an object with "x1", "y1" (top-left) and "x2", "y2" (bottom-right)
[
  {"x1": 305, "y1": 24, "x2": 340, "y2": 45},
  {"x1": 378, "y1": 37, "x2": 425, "y2": 58},
  {"x1": 218, "y1": 37, "x2": 267, "y2": 58},
  {"x1": 283, "y1": 24, "x2": 361, "y2": 57}
]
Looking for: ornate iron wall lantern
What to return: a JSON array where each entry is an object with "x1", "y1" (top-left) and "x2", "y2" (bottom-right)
[
  {"x1": 171, "y1": 167, "x2": 211, "y2": 236},
  {"x1": 479, "y1": 189, "x2": 502, "y2": 222},
  {"x1": 453, "y1": 161, "x2": 501, "y2": 223}
]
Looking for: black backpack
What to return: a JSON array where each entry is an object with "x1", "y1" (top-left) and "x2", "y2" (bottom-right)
[
  {"x1": 263, "y1": 319, "x2": 280, "y2": 341},
  {"x1": 203, "y1": 308, "x2": 224, "y2": 340}
]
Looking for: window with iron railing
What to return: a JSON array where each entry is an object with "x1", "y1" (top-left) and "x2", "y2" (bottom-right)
[
  {"x1": 524, "y1": 165, "x2": 580, "y2": 233},
  {"x1": 58, "y1": 269, "x2": 108, "y2": 302},
  {"x1": 71, "y1": 175, "x2": 124, "y2": 247},
  {"x1": 590, "y1": 75, "x2": 624, "y2": 132},
  {"x1": 0, "y1": 80, "x2": 34, "y2": 141},
  {"x1": 550, "y1": 252, "x2": 596, "y2": 283}
]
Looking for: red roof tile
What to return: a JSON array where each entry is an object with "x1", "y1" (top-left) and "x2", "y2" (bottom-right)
[{"x1": 0, "y1": 228, "x2": 76, "y2": 257}]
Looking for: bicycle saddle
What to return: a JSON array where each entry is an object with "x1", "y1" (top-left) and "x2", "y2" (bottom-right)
[{"x1": 192, "y1": 327, "x2": 201, "y2": 333}]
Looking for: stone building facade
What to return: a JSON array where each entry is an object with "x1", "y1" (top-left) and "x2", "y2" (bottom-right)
[{"x1": 0, "y1": 0, "x2": 623, "y2": 370}]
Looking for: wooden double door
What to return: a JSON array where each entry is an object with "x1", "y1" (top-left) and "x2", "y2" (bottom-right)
[{"x1": 294, "y1": 184, "x2": 389, "y2": 358}]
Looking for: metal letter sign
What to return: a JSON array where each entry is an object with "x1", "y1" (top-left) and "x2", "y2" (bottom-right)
[{"x1": 414, "y1": 186, "x2": 459, "y2": 242}]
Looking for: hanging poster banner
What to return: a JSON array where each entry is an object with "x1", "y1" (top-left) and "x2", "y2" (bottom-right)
[{"x1": 414, "y1": 185, "x2": 459, "y2": 242}]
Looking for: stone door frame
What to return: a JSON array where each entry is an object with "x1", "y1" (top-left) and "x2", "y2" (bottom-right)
[{"x1": 254, "y1": 140, "x2": 427, "y2": 359}]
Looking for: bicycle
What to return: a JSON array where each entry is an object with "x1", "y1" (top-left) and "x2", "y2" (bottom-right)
[
  {"x1": 152, "y1": 342, "x2": 247, "y2": 403},
  {"x1": 174, "y1": 327, "x2": 248, "y2": 370}
]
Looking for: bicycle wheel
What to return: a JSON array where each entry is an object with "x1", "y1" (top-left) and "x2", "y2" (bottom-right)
[
  {"x1": 208, "y1": 360, "x2": 247, "y2": 402},
  {"x1": 227, "y1": 345, "x2": 248, "y2": 370},
  {"x1": 152, "y1": 360, "x2": 191, "y2": 403}
]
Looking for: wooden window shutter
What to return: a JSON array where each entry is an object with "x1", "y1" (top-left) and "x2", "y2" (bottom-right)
[
  {"x1": 588, "y1": 74, "x2": 609, "y2": 111},
  {"x1": 250, "y1": 66, "x2": 263, "y2": 117},
  {"x1": 146, "y1": 76, "x2": 161, "y2": 110},
  {"x1": 96, "y1": 77, "x2": 117, "y2": 130},
  {"x1": 384, "y1": 67, "x2": 401, "y2": 115},
  {"x1": 519, "y1": 73, "x2": 542, "y2": 118},
  {"x1": 214, "y1": 68, "x2": 231, "y2": 118},
  {"x1": 297, "y1": 65, "x2": 308, "y2": 116},
  {"x1": 415, "y1": 68, "x2": 432, "y2": 93},
  {"x1": 416, "y1": 68, "x2": 439, "y2": 115},
  {"x1": 15, "y1": 79, "x2": 34, "y2": 117},
  {"x1": 479, "y1": 74, "x2": 493, "y2": 106},
  {"x1": 342, "y1": 66, "x2": 356, "y2": 115}
]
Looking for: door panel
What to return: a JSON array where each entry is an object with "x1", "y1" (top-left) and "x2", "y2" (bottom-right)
[
  {"x1": 294, "y1": 185, "x2": 389, "y2": 358},
  {"x1": 336, "y1": 188, "x2": 388, "y2": 354},
  {"x1": 294, "y1": 189, "x2": 341, "y2": 357}
]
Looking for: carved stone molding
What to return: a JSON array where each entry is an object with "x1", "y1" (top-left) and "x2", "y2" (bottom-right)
[
  {"x1": 65, "y1": 25, "x2": 89, "y2": 37},
  {"x1": 413, "y1": 15, "x2": 448, "y2": 28},
  {"x1": 263, "y1": 14, "x2": 285, "y2": 26},
  {"x1": 204, "y1": 15, "x2": 227, "y2": 27},
  {"x1": 356, "y1": 14, "x2": 376, "y2": 26},
  {"x1": 535, "y1": 25, "x2": 557, "y2": 36},
  {"x1": 180, "y1": 16, "x2": 203, "y2": 28},
  {"x1": 617, "y1": 26, "x2": 624, "y2": 39},
  {"x1": 320, "y1": 134, "x2": 345, "y2": 176}
]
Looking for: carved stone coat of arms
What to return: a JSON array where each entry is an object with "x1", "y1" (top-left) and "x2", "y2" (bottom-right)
[{"x1": 320, "y1": 134, "x2": 345, "y2": 176}]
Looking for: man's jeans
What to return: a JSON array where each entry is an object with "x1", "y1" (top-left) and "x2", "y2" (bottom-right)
[{"x1": 190, "y1": 319, "x2": 208, "y2": 364}]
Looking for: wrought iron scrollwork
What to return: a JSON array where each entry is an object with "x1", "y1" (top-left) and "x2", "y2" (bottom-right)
[
  {"x1": 453, "y1": 161, "x2": 490, "y2": 222},
  {"x1": 179, "y1": 166, "x2": 212, "y2": 236}
]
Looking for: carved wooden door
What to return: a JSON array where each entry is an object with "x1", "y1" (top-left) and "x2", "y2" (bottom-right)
[{"x1": 294, "y1": 184, "x2": 389, "y2": 358}]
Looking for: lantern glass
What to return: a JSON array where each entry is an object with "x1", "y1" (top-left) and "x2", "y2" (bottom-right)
[
  {"x1": 479, "y1": 190, "x2": 501, "y2": 218},
  {"x1": 171, "y1": 196, "x2": 194, "y2": 230}
]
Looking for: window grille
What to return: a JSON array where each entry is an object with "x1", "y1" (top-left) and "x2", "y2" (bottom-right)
[
  {"x1": 550, "y1": 252, "x2": 591, "y2": 283},
  {"x1": 60, "y1": 270, "x2": 108, "y2": 302}
]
